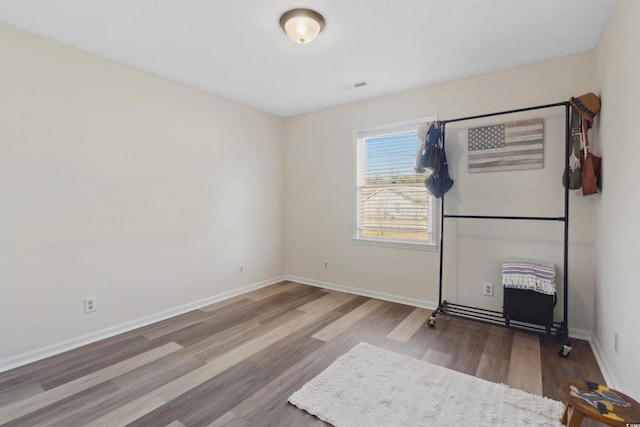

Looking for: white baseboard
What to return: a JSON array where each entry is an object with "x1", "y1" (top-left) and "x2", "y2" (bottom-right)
[
  {"x1": 285, "y1": 275, "x2": 438, "y2": 310},
  {"x1": 589, "y1": 334, "x2": 619, "y2": 389},
  {"x1": 0, "y1": 276, "x2": 286, "y2": 373},
  {"x1": 567, "y1": 327, "x2": 592, "y2": 341}
]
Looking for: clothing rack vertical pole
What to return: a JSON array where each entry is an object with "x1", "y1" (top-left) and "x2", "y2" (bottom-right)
[
  {"x1": 437, "y1": 122, "x2": 447, "y2": 309},
  {"x1": 562, "y1": 103, "x2": 571, "y2": 345}
]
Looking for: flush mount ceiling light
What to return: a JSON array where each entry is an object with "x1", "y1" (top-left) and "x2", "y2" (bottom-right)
[{"x1": 279, "y1": 9, "x2": 325, "y2": 44}]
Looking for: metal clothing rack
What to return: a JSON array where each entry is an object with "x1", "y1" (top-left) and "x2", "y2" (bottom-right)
[{"x1": 427, "y1": 102, "x2": 573, "y2": 357}]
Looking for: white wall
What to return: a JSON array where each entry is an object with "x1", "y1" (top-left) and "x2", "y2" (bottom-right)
[
  {"x1": 594, "y1": 0, "x2": 640, "y2": 400},
  {"x1": 284, "y1": 51, "x2": 598, "y2": 334},
  {"x1": 0, "y1": 24, "x2": 285, "y2": 366}
]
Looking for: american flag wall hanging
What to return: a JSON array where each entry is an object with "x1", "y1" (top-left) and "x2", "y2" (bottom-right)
[{"x1": 467, "y1": 118, "x2": 544, "y2": 173}]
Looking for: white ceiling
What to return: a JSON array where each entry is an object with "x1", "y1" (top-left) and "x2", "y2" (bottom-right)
[{"x1": 0, "y1": 0, "x2": 616, "y2": 117}]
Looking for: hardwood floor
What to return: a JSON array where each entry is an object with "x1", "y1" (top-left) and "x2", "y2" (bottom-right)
[{"x1": 0, "y1": 281, "x2": 606, "y2": 426}]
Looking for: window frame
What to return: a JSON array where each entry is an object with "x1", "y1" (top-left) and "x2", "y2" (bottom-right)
[{"x1": 353, "y1": 117, "x2": 438, "y2": 250}]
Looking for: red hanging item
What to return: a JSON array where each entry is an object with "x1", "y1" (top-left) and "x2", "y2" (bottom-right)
[{"x1": 580, "y1": 120, "x2": 601, "y2": 196}]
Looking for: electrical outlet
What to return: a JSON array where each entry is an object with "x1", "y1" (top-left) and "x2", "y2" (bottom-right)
[
  {"x1": 84, "y1": 297, "x2": 96, "y2": 314},
  {"x1": 239, "y1": 264, "x2": 245, "y2": 274},
  {"x1": 483, "y1": 282, "x2": 494, "y2": 297},
  {"x1": 323, "y1": 260, "x2": 329, "y2": 270},
  {"x1": 614, "y1": 332, "x2": 619, "y2": 354}
]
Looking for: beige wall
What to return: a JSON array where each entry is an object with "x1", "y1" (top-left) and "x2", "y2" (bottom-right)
[
  {"x1": 594, "y1": 0, "x2": 640, "y2": 400},
  {"x1": 284, "y1": 51, "x2": 598, "y2": 335},
  {"x1": 0, "y1": 24, "x2": 285, "y2": 366}
]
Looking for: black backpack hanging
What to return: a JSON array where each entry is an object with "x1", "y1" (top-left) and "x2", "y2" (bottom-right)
[
  {"x1": 425, "y1": 130, "x2": 453, "y2": 198},
  {"x1": 421, "y1": 144, "x2": 438, "y2": 170},
  {"x1": 420, "y1": 122, "x2": 441, "y2": 170}
]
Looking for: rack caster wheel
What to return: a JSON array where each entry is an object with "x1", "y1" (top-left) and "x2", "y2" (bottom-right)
[
  {"x1": 557, "y1": 345, "x2": 572, "y2": 358},
  {"x1": 427, "y1": 316, "x2": 436, "y2": 328}
]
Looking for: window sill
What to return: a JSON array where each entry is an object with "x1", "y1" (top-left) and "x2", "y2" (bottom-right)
[{"x1": 352, "y1": 237, "x2": 437, "y2": 251}]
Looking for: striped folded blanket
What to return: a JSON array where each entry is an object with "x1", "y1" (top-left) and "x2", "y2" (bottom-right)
[{"x1": 502, "y1": 258, "x2": 556, "y2": 295}]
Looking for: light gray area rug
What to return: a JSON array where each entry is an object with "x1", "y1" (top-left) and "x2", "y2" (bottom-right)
[{"x1": 289, "y1": 342, "x2": 564, "y2": 427}]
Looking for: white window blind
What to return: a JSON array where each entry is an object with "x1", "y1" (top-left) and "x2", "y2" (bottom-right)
[{"x1": 356, "y1": 125, "x2": 435, "y2": 246}]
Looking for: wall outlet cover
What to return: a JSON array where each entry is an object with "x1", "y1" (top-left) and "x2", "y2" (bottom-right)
[
  {"x1": 84, "y1": 297, "x2": 96, "y2": 313},
  {"x1": 483, "y1": 282, "x2": 494, "y2": 296}
]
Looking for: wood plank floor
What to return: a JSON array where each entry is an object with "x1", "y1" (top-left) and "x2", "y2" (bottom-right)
[{"x1": 0, "y1": 281, "x2": 606, "y2": 426}]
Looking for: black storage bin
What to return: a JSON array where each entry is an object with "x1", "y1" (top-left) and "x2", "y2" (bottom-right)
[{"x1": 503, "y1": 287, "x2": 555, "y2": 333}]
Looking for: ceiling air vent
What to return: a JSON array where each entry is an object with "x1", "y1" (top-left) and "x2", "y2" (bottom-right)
[{"x1": 353, "y1": 81, "x2": 368, "y2": 88}]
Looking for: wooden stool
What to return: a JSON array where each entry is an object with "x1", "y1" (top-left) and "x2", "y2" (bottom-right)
[{"x1": 560, "y1": 380, "x2": 640, "y2": 426}]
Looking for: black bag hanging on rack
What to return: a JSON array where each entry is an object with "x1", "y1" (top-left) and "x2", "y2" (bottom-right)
[
  {"x1": 425, "y1": 137, "x2": 453, "y2": 198},
  {"x1": 563, "y1": 158, "x2": 582, "y2": 190},
  {"x1": 420, "y1": 122, "x2": 441, "y2": 170},
  {"x1": 421, "y1": 144, "x2": 437, "y2": 169},
  {"x1": 563, "y1": 106, "x2": 582, "y2": 190}
]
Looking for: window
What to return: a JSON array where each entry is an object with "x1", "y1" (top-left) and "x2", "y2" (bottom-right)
[{"x1": 355, "y1": 119, "x2": 436, "y2": 248}]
